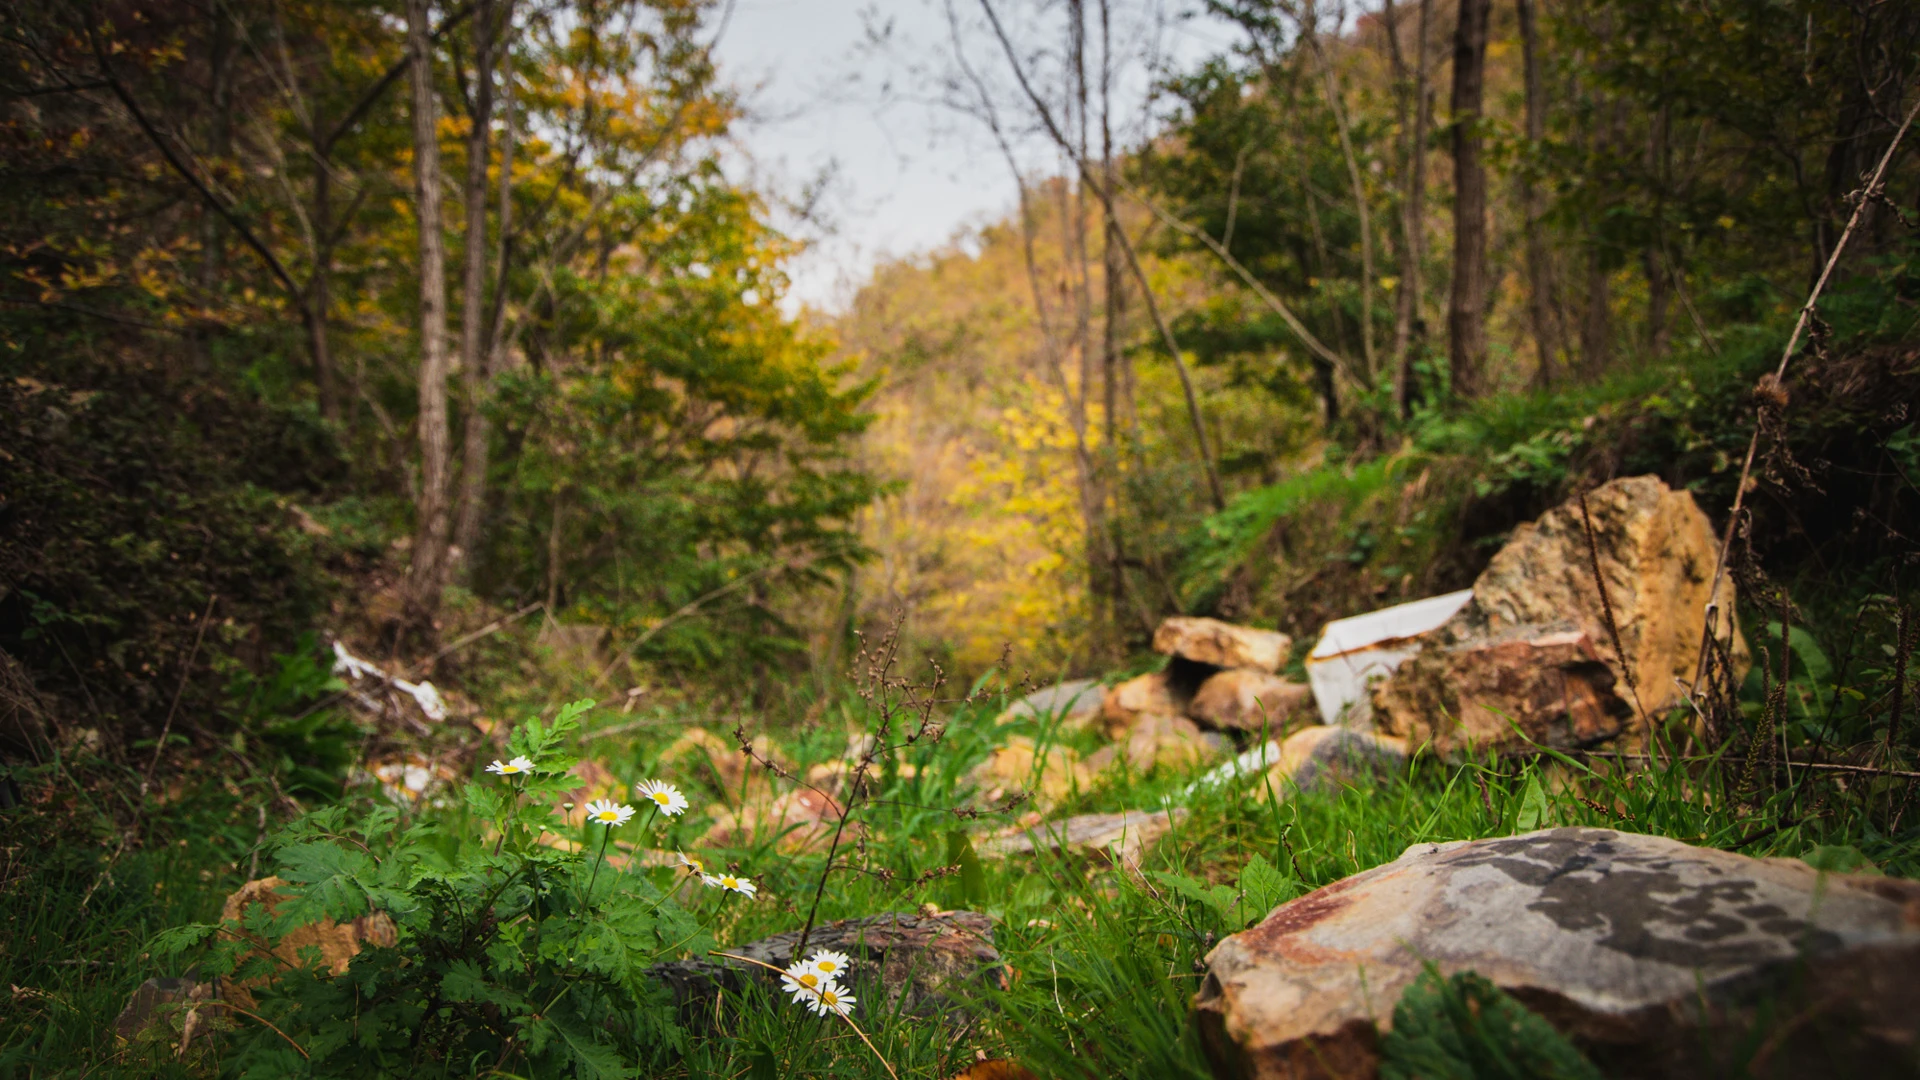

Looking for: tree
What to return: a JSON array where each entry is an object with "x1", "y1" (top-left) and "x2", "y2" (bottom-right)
[{"x1": 1447, "y1": 0, "x2": 1491, "y2": 398}]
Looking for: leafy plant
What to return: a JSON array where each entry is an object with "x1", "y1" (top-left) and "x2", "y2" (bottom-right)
[
  {"x1": 152, "y1": 702, "x2": 718, "y2": 1078},
  {"x1": 1379, "y1": 965, "x2": 1603, "y2": 1080}
]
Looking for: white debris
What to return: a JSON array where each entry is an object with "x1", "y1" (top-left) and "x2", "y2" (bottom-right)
[
  {"x1": 331, "y1": 639, "x2": 446, "y2": 722},
  {"x1": 331, "y1": 640, "x2": 386, "y2": 682},
  {"x1": 392, "y1": 678, "x2": 448, "y2": 722},
  {"x1": 1305, "y1": 590, "x2": 1473, "y2": 728},
  {"x1": 1183, "y1": 739, "x2": 1283, "y2": 797}
]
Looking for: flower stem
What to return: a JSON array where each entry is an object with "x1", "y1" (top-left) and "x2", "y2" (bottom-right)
[{"x1": 585, "y1": 826, "x2": 612, "y2": 902}]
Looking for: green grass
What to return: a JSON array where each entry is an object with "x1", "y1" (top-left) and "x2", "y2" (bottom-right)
[{"x1": 11, "y1": 665, "x2": 1919, "y2": 1078}]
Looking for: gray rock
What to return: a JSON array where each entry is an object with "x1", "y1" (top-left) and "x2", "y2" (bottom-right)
[
  {"x1": 651, "y1": 910, "x2": 1001, "y2": 1023},
  {"x1": 1261, "y1": 726, "x2": 1408, "y2": 799},
  {"x1": 1195, "y1": 827, "x2": 1920, "y2": 1079},
  {"x1": 112, "y1": 975, "x2": 207, "y2": 1044},
  {"x1": 994, "y1": 678, "x2": 1103, "y2": 732}
]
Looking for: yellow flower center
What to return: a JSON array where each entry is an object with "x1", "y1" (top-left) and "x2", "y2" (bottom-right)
[
  {"x1": 500, "y1": 765, "x2": 519, "y2": 773},
  {"x1": 822, "y1": 990, "x2": 840, "y2": 1005},
  {"x1": 652, "y1": 792, "x2": 671, "y2": 805},
  {"x1": 817, "y1": 961, "x2": 838, "y2": 973},
  {"x1": 799, "y1": 973, "x2": 818, "y2": 988},
  {"x1": 597, "y1": 811, "x2": 618, "y2": 821}
]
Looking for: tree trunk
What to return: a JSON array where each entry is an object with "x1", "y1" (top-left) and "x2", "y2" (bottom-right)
[
  {"x1": 1641, "y1": 102, "x2": 1671, "y2": 357},
  {"x1": 1304, "y1": 6, "x2": 1376, "y2": 382},
  {"x1": 307, "y1": 138, "x2": 339, "y2": 421},
  {"x1": 452, "y1": 0, "x2": 499, "y2": 580},
  {"x1": 1402, "y1": 0, "x2": 1433, "y2": 413},
  {"x1": 1447, "y1": 0, "x2": 1491, "y2": 399},
  {"x1": 407, "y1": 0, "x2": 454, "y2": 621},
  {"x1": 1516, "y1": 0, "x2": 1562, "y2": 388}
]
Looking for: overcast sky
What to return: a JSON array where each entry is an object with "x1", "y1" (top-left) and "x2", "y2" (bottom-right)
[{"x1": 710, "y1": 0, "x2": 1242, "y2": 313}]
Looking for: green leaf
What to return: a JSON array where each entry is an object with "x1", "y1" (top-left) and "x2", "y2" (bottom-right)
[
  {"x1": 442, "y1": 959, "x2": 488, "y2": 1002},
  {"x1": 746, "y1": 1040, "x2": 779, "y2": 1080},
  {"x1": 148, "y1": 922, "x2": 219, "y2": 957},
  {"x1": 1234, "y1": 854, "x2": 1291, "y2": 924},
  {"x1": 1515, "y1": 775, "x2": 1548, "y2": 832},
  {"x1": 1381, "y1": 965, "x2": 1603, "y2": 1080}
]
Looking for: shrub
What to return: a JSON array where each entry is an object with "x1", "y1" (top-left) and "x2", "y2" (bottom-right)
[{"x1": 152, "y1": 702, "x2": 726, "y2": 1078}]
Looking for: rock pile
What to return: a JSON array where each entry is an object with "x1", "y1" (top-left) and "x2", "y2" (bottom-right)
[{"x1": 1371, "y1": 475, "x2": 1744, "y2": 754}]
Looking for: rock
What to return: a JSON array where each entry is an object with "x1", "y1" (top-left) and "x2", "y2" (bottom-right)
[
  {"x1": 968, "y1": 736, "x2": 1090, "y2": 810},
  {"x1": 1304, "y1": 590, "x2": 1474, "y2": 727},
  {"x1": 704, "y1": 785, "x2": 848, "y2": 853},
  {"x1": 1372, "y1": 476, "x2": 1743, "y2": 754},
  {"x1": 1154, "y1": 616, "x2": 1293, "y2": 673},
  {"x1": 1371, "y1": 626, "x2": 1634, "y2": 752},
  {"x1": 651, "y1": 910, "x2": 1002, "y2": 1023},
  {"x1": 1100, "y1": 671, "x2": 1183, "y2": 739},
  {"x1": 1260, "y1": 727, "x2": 1407, "y2": 798},
  {"x1": 1122, "y1": 712, "x2": 1227, "y2": 774},
  {"x1": 660, "y1": 727, "x2": 788, "y2": 797},
  {"x1": 994, "y1": 678, "x2": 1104, "y2": 732},
  {"x1": 950, "y1": 1061, "x2": 1039, "y2": 1080},
  {"x1": 976, "y1": 808, "x2": 1186, "y2": 867},
  {"x1": 1194, "y1": 827, "x2": 1920, "y2": 1080},
  {"x1": 112, "y1": 975, "x2": 217, "y2": 1045},
  {"x1": 219, "y1": 876, "x2": 397, "y2": 1009},
  {"x1": 1190, "y1": 669, "x2": 1314, "y2": 733}
]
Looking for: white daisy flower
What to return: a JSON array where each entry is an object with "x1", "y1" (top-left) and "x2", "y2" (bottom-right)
[
  {"x1": 633, "y1": 779, "x2": 690, "y2": 816},
  {"x1": 674, "y1": 851, "x2": 707, "y2": 876},
  {"x1": 806, "y1": 949, "x2": 853, "y2": 980},
  {"x1": 802, "y1": 982, "x2": 856, "y2": 1018},
  {"x1": 702, "y1": 873, "x2": 757, "y2": 898},
  {"x1": 780, "y1": 960, "x2": 830, "y2": 999},
  {"x1": 584, "y1": 799, "x2": 636, "y2": 827},
  {"x1": 486, "y1": 756, "x2": 536, "y2": 777}
]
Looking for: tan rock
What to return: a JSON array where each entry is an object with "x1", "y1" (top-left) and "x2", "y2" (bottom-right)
[
  {"x1": 1195, "y1": 827, "x2": 1920, "y2": 1080},
  {"x1": 218, "y1": 876, "x2": 397, "y2": 1009},
  {"x1": 976, "y1": 808, "x2": 1187, "y2": 867},
  {"x1": 1122, "y1": 712, "x2": 1227, "y2": 774},
  {"x1": 967, "y1": 736, "x2": 1090, "y2": 810},
  {"x1": 1153, "y1": 617, "x2": 1293, "y2": 673},
  {"x1": 1372, "y1": 475, "x2": 1744, "y2": 754},
  {"x1": 1261, "y1": 726, "x2": 1407, "y2": 798},
  {"x1": 1189, "y1": 669, "x2": 1314, "y2": 733},
  {"x1": 1100, "y1": 671, "x2": 1182, "y2": 739},
  {"x1": 704, "y1": 785, "x2": 848, "y2": 853},
  {"x1": 660, "y1": 726, "x2": 785, "y2": 796}
]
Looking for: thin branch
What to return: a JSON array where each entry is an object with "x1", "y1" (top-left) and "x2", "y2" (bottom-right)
[{"x1": 1690, "y1": 97, "x2": 1920, "y2": 695}]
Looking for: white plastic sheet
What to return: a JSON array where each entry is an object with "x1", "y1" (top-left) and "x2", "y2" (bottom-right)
[{"x1": 1305, "y1": 589, "x2": 1473, "y2": 727}]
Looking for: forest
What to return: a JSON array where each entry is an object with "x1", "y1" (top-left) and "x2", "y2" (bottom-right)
[{"x1": 2, "y1": 0, "x2": 1919, "y2": 1076}]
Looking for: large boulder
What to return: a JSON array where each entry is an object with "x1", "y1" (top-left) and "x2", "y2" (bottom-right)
[
  {"x1": 1154, "y1": 617, "x2": 1292, "y2": 673},
  {"x1": 652, "y1": 910, "x2": 1002, "y2": 1023},
  {"x1": 1195, "y1": 828, "x2": 1920, "y2": 1079},
  {"x1": 1372, "y1": 476, "x2": 1741, "y2": 754},
  {"x1": 1190, "y1": 669, "x2": 1314, "y2": 733}
]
